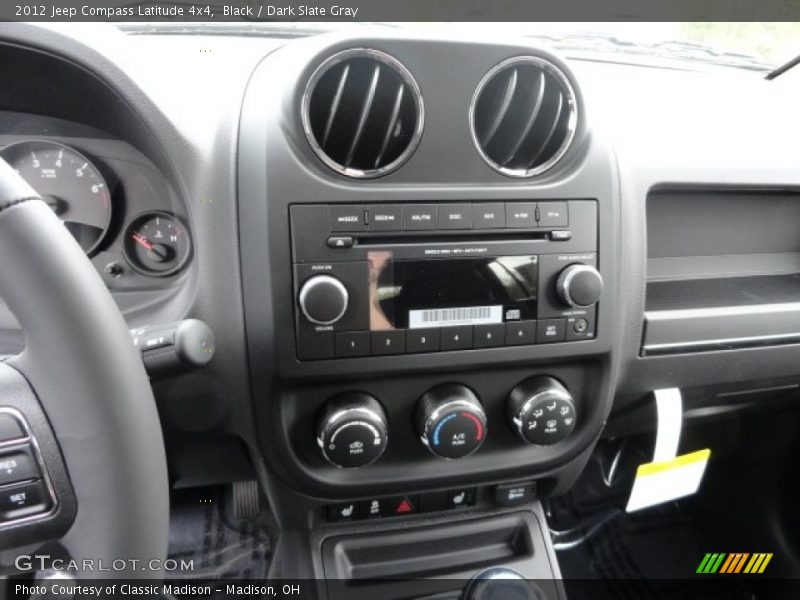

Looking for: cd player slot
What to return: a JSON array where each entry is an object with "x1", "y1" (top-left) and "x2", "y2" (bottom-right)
[{"x1": 355, "y1": 230, "x2": 552, "y2": 246}]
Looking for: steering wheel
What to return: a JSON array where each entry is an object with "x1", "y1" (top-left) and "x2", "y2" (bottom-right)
[{"x1": 0, "y1": 158, "x2": 168, "y2": 577}]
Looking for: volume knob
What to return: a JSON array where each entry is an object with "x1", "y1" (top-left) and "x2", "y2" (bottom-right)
[
  {"x1": 298, "y1": 274, "x2": 349, "y2": 325},
  {"x1": 556, "y1": 264, "x2": 603, "y2": 309}
]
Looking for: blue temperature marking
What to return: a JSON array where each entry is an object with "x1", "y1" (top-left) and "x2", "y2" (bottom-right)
[{"x1": 433, "y1": 414, "x2": 457, "y2": 446}]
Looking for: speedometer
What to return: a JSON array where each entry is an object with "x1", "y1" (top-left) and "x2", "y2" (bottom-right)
[{"x1": 0, "y1": 140, "x2": 112, "y2": 254}]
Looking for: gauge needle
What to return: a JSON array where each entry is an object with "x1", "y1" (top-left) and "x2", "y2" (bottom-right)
[{"x1": 132, "y1": 233, "x2": 154, "y2": 251}]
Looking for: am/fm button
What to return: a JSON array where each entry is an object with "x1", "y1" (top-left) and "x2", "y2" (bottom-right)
[{"x1": 402, "y1": 205, "x2": 438, "y2": 230}]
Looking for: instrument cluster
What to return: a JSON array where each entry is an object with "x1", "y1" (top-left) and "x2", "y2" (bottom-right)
[{"x1": 0, "y1": 126, "x2": 192, "y2": 288}]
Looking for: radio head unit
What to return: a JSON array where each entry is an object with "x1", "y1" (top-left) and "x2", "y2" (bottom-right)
[{"x1": 290, "y1": 201, "x2": 601, "y2": 360}]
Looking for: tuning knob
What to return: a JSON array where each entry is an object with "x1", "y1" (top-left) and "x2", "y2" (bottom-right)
[
  {"x1": 298, "y1": 274, "x2": 349, "y2": 325},
  {"x1": 556, "y1": 264, "x2": 603, "y2": 308},
  {"x1": 507, "y1": 376, "x2": 576, "y2": 446},
  {"x1": 416, "y1": 384, "x2": 487, "y2": 459},
  {"x1": 316, "y1": 393, "x2": 388, "y2": 468}
]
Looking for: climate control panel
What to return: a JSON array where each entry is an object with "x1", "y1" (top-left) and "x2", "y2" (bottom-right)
[{"x1": 314, "y1": 377, "x2": 577, "y2": 468}]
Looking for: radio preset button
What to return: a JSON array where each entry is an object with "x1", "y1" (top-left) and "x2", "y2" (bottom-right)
[
  {"x1": 537, "y1": 202, "x2": 568, "y2": 227},
  {"x1": 506, "y1": 202, "x2": 538, "y2": 228},
  {"x1": 335, "y1": 332, "x2": 370, "y2": 357},
  {"x1": 330, "y1": 205, "x2": 366, "y2": 232},
  {"x1": 474, "y1": 324, "x2": 505, "y2": 348},
  {"x1": 438, "y1": 204, "x2": 473, "y2": 229},
  {"x1": 537, "y1": 319, "x2": 566, "y2": 343},
  {"x1": 440, "y1": 326, "x2": 474, "y2": 351},
  {"x1": 505, "y1": 321, "x2": 537, "y2": 345},
  {"x1": 403, "y1": 205, "x2": 438, "y2": 230},
  {"x1": 406, "y1": 328, "x2": 441, "y2": 353},
  {"x1": 367, "y1": 205, "x2": 403, "y2": 231},
  {"x1": 371, "y1": 330, "x2": 406, "y2": 355},
  {"x1": 473, "y1": 203, "x2": 506, "y2": 229}
]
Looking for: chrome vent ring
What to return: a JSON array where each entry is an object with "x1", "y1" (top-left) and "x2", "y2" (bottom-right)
[
  {"x1": 302, "y1": 48, "x2": 424, "y2": 179},
  {"x1": 470, "y1": 56, "x2": 578, "y2": 178}
]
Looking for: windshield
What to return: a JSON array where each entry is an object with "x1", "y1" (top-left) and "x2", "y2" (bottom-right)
[
  {"x1": 490, "y1": 22, "x2": 800, "y2": 71},
  {"x1": 121, "y1": 21, "x2": 800, "y2": 72}
]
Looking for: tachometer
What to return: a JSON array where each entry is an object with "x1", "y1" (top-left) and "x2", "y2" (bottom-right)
[{"x1": 0, "y1": 140, "x2": 112, "y2": 254}]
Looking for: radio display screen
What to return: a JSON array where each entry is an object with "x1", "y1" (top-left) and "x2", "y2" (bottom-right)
[{"x1": 368, "y1": 251, "x2": 538, "y2": 330}]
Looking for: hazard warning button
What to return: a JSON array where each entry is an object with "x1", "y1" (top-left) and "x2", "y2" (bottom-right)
[{"x1": 388, "y1": 495, "x2": 418, "y2": 516}]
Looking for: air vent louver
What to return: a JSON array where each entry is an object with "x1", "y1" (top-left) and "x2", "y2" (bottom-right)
[
  {"x1": 302, "y1": 49, "x2": 424, "y2": 178},
  {"x1": 470, "y1": 57, "x2": 578, "y2": 178}
]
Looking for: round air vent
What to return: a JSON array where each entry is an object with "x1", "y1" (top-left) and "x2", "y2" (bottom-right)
[
  {"x1": 470, "y1": 56, "x2": 578, "y2": 178},
  {"x1": 302, "y1": 48, "x2": 424, "y2": 179}
]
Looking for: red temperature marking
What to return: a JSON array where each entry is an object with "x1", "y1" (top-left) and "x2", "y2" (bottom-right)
[{"x1": 462, "y1": 412, "x2": 484, "y2": 441}]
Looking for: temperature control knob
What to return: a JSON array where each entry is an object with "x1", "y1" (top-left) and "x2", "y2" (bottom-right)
[
  {"x1": 416, "y1": 384, "x2": 487, "y2": 459},
  {"x1": 556, "y1": 264, "x2": 603, "y2": 308},
  {"x1": 317, "y1": 393, "x2": 388, "y2": 468},
  {"x1": 507, "y1": 376, "x2": 576, "y2": 446},
  {"x1": 298, "y1": 275, "x2": 349, "y2": 325}
]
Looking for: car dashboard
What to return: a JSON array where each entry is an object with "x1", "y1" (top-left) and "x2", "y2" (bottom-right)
[{"x1": 1, "y1": 21, "x2": 799, "y2": 589}]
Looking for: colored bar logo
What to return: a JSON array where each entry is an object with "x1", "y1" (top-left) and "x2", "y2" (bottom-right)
[{"x1": 696, "y1": 553, "x2": 772, "y2": 574}]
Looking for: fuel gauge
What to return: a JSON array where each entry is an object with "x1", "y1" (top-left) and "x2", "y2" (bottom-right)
[{"x1": 124, "y1": 211, "x2": 192, "y2": 277}]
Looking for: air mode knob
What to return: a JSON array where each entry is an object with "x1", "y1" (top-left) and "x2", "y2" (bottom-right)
[
  {"x1": 416, "y1": 384, "x2": 487, "y2": 459},
  {"x1": 317, "y1": 393, "x2": 388, "y2": 468},
  {"x1": 556, "y1": 264, "x2": 603, "y2": 308},
  {"x1": 507, "y1": 376, "x2": 576, "y2": 446},
  {"x1": 298, "y1": 274, "x2": 349, "y2": 325}
]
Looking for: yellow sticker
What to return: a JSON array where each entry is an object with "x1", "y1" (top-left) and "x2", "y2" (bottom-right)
[
  {"x1": 626, "y1": 448, "x2": 712, "y2": 512},
  {"x1": 637, "y1": 448, "x2": 712, "y2": 477}
]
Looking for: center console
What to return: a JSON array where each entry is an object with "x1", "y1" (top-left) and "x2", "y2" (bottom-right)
[{"x1": 238, "y1": 31, "x2": 620, "y2": 592}]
